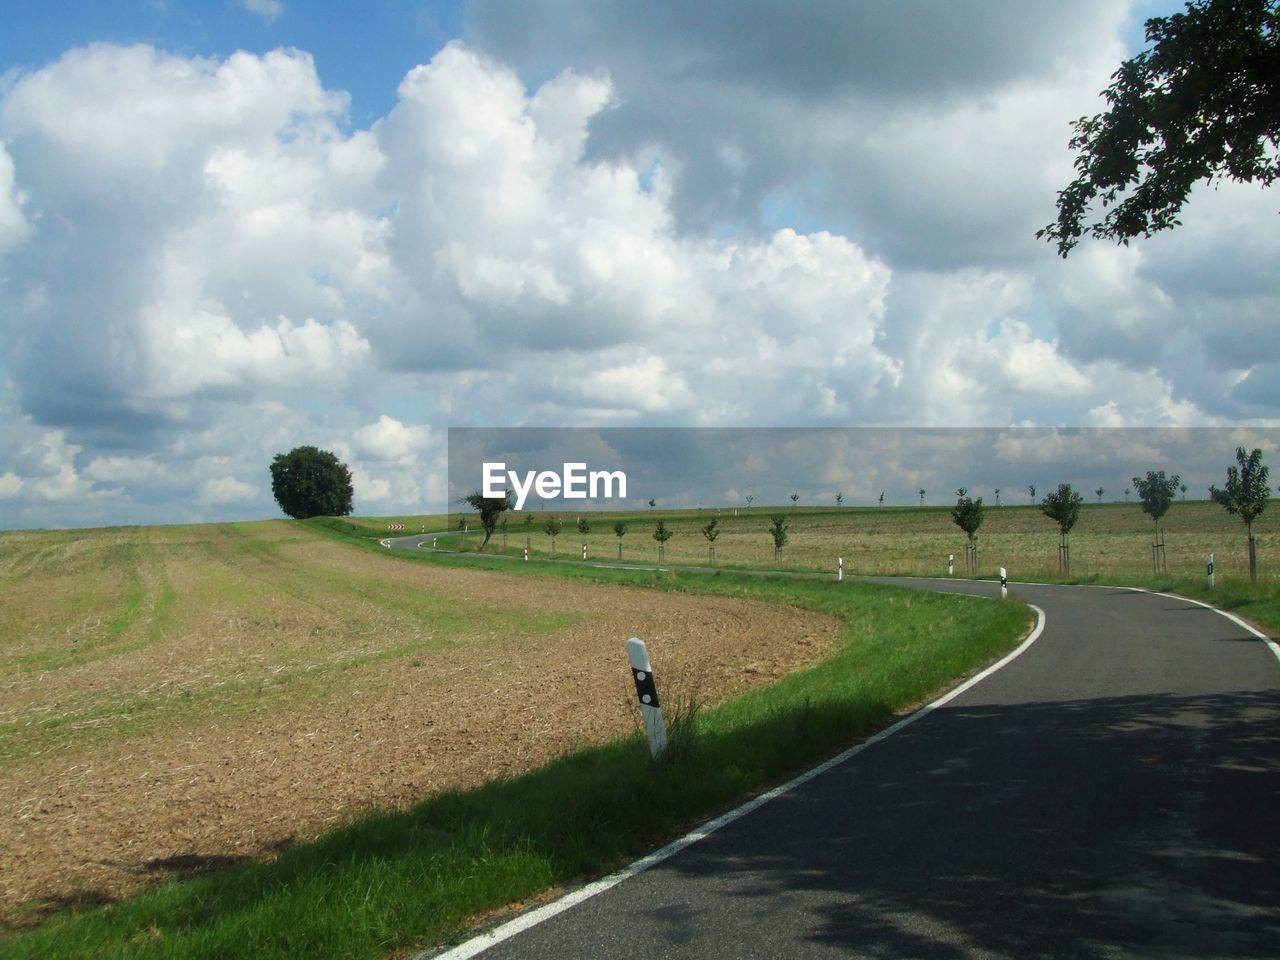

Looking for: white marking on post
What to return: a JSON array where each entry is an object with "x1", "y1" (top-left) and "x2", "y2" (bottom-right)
[
  {"x1": 948, "y1": 554, "x2": 954, "y2": 576},
  {"x1": 1207, "y1": 553, "x2": 1215, "y2": 589},
  {"x1": 523, "y1": 546, "x2": 529, "y2": 562},
  {"x1": 837, "y1": 557, "x2": 843, "y2": 581},
  {"x1": 999, "y1": 566, "x2": 1008, "y2": 599},
  {"x1": 627, "y1": 637, "x2": 667, "y2": 760},
  {"x1": 582, "y1": 544, "x2": 587, "y2": 561},
  {"x1": 428, "y1": 607, "x2": 1049, "y2": 960}
]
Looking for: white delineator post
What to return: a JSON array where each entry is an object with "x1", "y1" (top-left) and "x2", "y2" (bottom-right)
[
  {"x1": 999, "y1": 566, "x2": 1008, "y2": 599},
  {"x1": 627, "y1": 637, "x2": 668, "y2": 760},
  {"x1": 1207, "y1": 553, "x2": 1215, "y2": 589},
  {"x1": 948, "y1": 554, "x2": 954, "y2": 577},
  {"x1": 582, "y1": 544, "x2": 588, "y2": 561},
  {"x1": 523, "y1": 545, "x2": 529, "y2": 562},
  {"x1": 837, "y1": 557, "x2": 843, "y2": 581}
]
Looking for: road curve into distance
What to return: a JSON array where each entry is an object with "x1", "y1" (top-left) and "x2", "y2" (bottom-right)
[{"x1": 396, "y1": 544, "x2": 1280, "y2": 959}]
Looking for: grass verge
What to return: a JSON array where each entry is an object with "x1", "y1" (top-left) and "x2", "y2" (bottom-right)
[{"x1": 0, "y1": 535, "x2": 1030, "y2": 959}]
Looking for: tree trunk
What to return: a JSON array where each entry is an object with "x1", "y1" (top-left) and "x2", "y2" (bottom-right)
[{"x1": 1249, "y1": 530, "x2": 1258, "y2": 582}]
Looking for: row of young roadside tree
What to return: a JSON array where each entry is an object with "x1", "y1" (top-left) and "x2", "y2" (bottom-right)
[
  {"x1": 950, "y1": 447, "x2": 1272, "y2": 581},
  {"x1": 454, "y1": 447, "x2": 1271, "y2": 580}
]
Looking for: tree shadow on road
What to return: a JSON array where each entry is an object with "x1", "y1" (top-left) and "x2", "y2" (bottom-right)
[{"x1": 647, "y1": 688, "x2": 1280, "y2": 959}]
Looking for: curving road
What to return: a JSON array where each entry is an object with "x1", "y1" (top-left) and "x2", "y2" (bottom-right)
[{"x1": 411, "y1": 571, "x2": 1280, "y2": 960}]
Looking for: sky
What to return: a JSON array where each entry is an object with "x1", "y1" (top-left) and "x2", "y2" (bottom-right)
[{"x1": 1, "y1": 0, "x2": 1276, "y2": 529}]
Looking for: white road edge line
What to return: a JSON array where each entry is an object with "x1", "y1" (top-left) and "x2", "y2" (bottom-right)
[
  {"x1": 1140, "y1": 588, "x2": 1280, "y2": 665},
  {"x1": 421, "y1": 603, "x2": 1048, "y2": 960}
]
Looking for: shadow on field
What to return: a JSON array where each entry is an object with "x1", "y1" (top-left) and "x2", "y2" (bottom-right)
[{"x1": 644, "y1": 688, "x2": 1280, "y2": 959}]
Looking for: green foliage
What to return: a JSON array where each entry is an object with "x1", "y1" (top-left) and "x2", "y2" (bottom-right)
[
  {"x1": 461, "y1": 490, "x2": 513, "y2": 549},
  {"x1": 1095, "y1": 486, "x2": 1105, "y2": 503},
  {"x1": 1132, "y1": 470, "x2": 1181, "y2": 525},
  {"x1": 269, "y1": 446, "x2": 354, "y2": 520},
  {"x1": 1040, "y1": 483, "x2": 1085, "y2": 538},
  {"x1": 701, "y1": 518, "x2": 720, "y2": 542},
  {"x1": 577, "y1": 516, "x2": 591, "y2": 535},
  {"x1": 543, "y1": 516, "x2": 562, "y2": 541},
  {"x1": 951, "y1": 488, "x2": 985, "y2": 542},
  {"x1": 613, "y1": 520, "x2": 628, "y2": 539},
  {"x1": 769, "y1": 514, "x2": 788, "y2": 549},
  {"x1": 652, "y1": 520, "x2": 673, "y2": 543},
  {"x1": 790, "y1": 492, "x2": 800, "y2": 507},
  {"x1": 1040, "y1": 0, "x2": 1280, "y2": 256},
  {"x1": 1210, "y1": 447, "x2": 1271, "y2": 532},
  {"x1": 835, "y1": 492, "x2": 844, "y2": 506}
]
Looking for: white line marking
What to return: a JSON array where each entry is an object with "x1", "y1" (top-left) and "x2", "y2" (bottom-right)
[
  {"x1": 1140, "y1": 589, "x2": 1280, "y2": 665},
  {"x1": 422, "y1": 604, "x2": 1047, "y2": 959}
]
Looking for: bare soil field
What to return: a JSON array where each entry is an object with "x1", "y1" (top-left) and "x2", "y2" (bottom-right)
[{"x1": 0, "y1": 522, "x2": 841, "y2": 925}]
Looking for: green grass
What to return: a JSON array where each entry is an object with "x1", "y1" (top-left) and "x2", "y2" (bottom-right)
[{"x1": 0, "y1": 553, "x2": 1030, "y2": 959}]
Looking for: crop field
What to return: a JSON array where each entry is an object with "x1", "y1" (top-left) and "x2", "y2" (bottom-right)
[
  {"x1": 7, "y1": 499, "x2": 1272, "y2": 958},
  {"x1": 467, "y1": 499, "x2": 1275, "y2": 582},
  {"x1": 0, "y1": 521, "x2": 843, "y2": 926}
]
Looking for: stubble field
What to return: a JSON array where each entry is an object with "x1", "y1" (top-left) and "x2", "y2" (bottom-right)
[{"x1": 0, "y1": 521, "x2": 841, "y2": 925}]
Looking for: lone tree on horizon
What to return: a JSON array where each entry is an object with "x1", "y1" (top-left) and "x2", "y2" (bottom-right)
[
  {"x1": 613, "y1": 520, "x2": 628, "y2": 559},
  {"x1": 461, "y1": 489, "x2": 513, "y2": 550},
  {"x1": 1210, "y1": 447, "x2": 1270, "y2": 581},
  {"x1": 269, "y1": 446, "x2": 353, "y2": 520},
  {"x1": 1095, "y1": 486, "x2": 1105, "y2": 503}
]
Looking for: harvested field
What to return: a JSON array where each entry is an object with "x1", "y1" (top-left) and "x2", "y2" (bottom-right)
[{"x1": 0, "y1": 522, "x2": 841, "y2": 925}]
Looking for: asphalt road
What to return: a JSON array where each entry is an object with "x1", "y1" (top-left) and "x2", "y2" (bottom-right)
[{"x1": 419, "y1": 575, "x2": 1280, "y2": 960}]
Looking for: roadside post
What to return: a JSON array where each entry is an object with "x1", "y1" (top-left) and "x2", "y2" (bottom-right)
[
  {"x1": 432, "y1": 537, "x2": 437, "y2": 548},
  {"x1": 837, "y1": 557, "x2": 843, "y2": 581},
  {"x1": 627, "y1": 637, "x2": 668, "y2": 760},
  {"x1": 999, "y1": 566, "x2": 1008, "y2": 600},
  {"x1": 523, "y1": 546, "x2": 529, "y2": 562},
  {"x1": 948, "y1": 554, "x2": 954, "y2": 576},
  {"x1": 1207, "y1": 553, "x2": 1215, "y2": 589},
  {"x1": 582, "y1": 544, "x2": 587, "y2": 561}
]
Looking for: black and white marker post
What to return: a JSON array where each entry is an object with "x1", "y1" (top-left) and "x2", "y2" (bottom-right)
[
  {"x1": 948, "y1": 554, "x2": 954, "y2": 577},
  {"x1": 999, "y1": 566, "x2": 1008, "y2": 599},
  {"x1": 837, "y1": 557, "x2": 843, "y2": 582},
  {"x1": 627, "y1": 637, "x2": 668, "y2": 760},
  {"x1": 1207, "y1": 553, "x2": 1215, "y2": 590}
]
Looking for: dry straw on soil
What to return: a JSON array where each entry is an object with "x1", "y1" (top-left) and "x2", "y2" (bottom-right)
[{"x1": 0, "y1": 522, "x2": 839, "y2": 925}]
